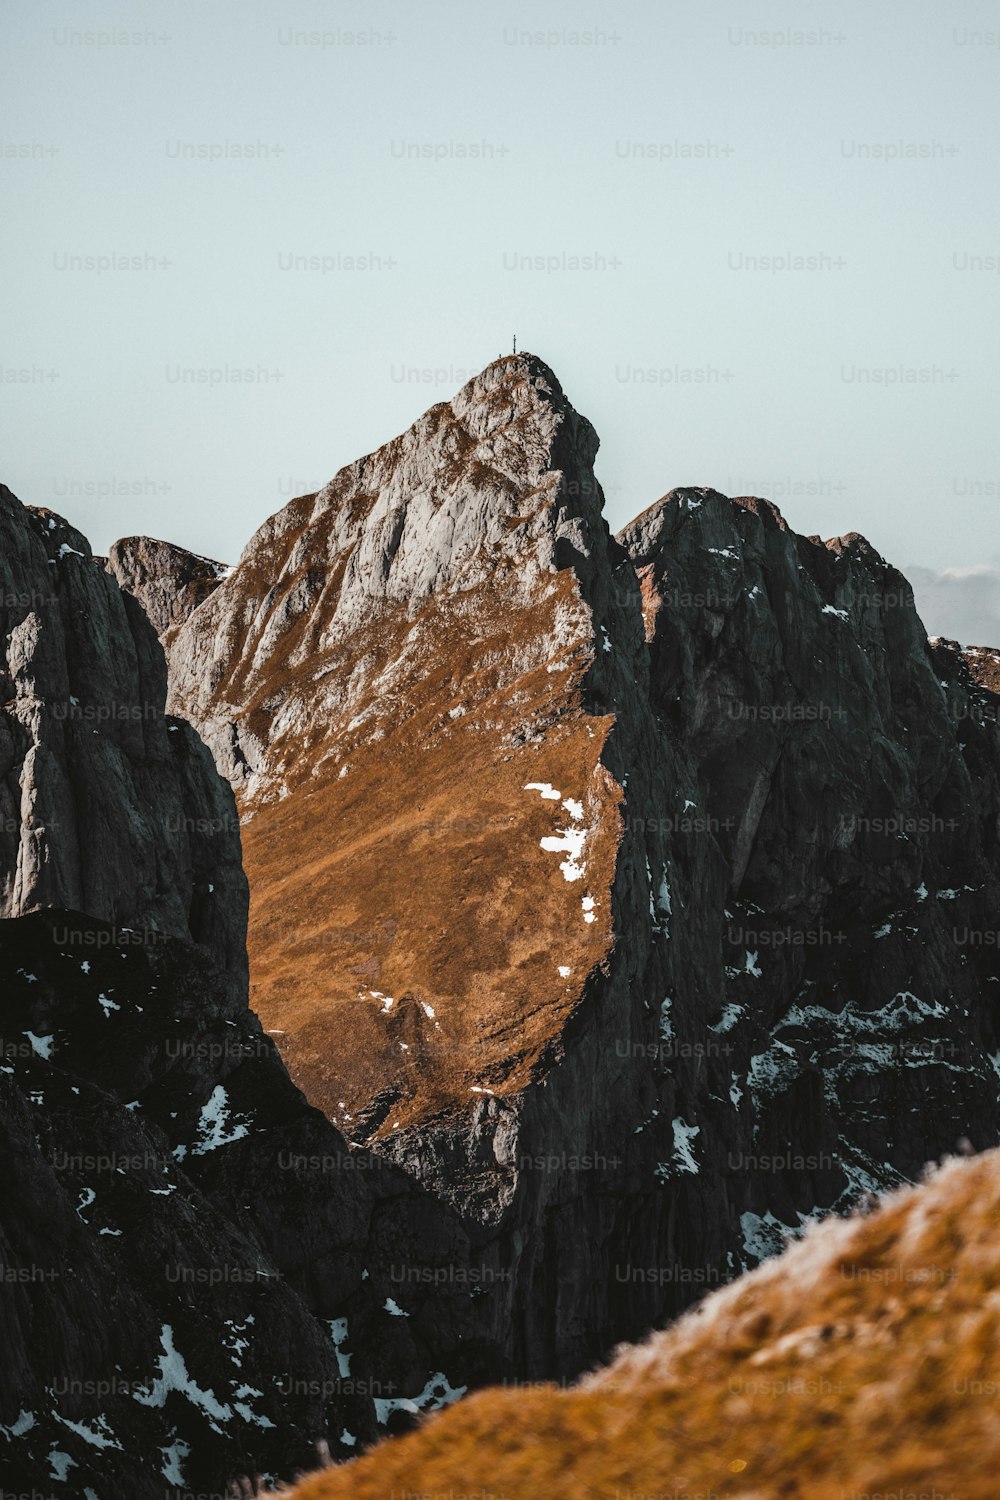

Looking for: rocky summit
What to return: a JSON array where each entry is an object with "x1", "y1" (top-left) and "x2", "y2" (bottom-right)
[{"x1": 2, "y1": 354, "x2": 999, "y2": 1494}]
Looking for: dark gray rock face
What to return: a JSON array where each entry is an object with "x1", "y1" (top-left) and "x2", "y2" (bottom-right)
[
  {"x1": 105, "y1": 535, "x2": 227, "y2": 642},
  {"x1": 615, "y1": 489, "x2": 1000, "y2": 1278},
  {"x1": 0, "y1": 911, "x2": 508, "y2": 1496},
  {"x1": 147, "y1": 360, "x2": 1000, "y2": 1384},
  {"x1": 0, "y1": 491, "x2": 246, "y2": 994}
]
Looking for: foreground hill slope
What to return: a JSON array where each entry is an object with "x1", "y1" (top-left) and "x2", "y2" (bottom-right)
[
  {"x1": 110, "y1": 355, "x2": 1000, "y2": 1379},
  {"x1": 292, "y1": 1144, "x2": 1000, "y2": 1500}
]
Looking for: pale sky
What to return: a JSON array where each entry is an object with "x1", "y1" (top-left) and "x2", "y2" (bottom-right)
[{"x1": 3, "y1": 0, "x2": 999, "y2": 642}]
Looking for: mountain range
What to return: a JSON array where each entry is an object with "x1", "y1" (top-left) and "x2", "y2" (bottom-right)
[{"x1": 1, "y1": 354, "x2": 997, "y2": 1494}]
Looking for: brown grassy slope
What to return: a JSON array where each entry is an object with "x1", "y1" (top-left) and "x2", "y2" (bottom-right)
[
  {"x1": 242, "y1": 570, "x2": 622, "y2": 1139},
  {"x1": 291, "y1": 1148, "x2": 1000, "y2": 1500}
]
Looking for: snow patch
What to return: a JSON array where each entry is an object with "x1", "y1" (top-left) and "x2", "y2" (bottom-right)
[
  {"x1": 671, "y1": 1117, "x2": 700, "y2": 1174},
  {"x1": 710, "y1": 1003, "x2": 744, "y2": 1034},
  {"x1": 360, "y1": 988, "x2": 394, "y2": 1013},
  {"x1": 55, "y1": 1413, "x2": 120, "y2": 1450},
  {"x1": 727, "y1": 951, "x2": 762, "y2": 978},
  {"x1": 741, "y1": 1209, "x2": 793, "y2": 1262},
  {"x1": 0, "y1": 1411, "x2": 35, "y2": 1438},
  {"x1": 329, "y1": 1318, "x2": 352, "y2": 1378},
  {"x1": 747, "y1": 1040, "x2": 799, "y2": 1103},
  {"x1": 373, "y1": 1372, "x2": 467, "y2": 1426},
  {"x1": 48, "y1": 1450, "x2": 76, "y2": 1481},
  {"x1": 540, "y1": 826, "x2": 586, "y2": 882},
  {"x1": 658, "y1": 996, "x2": 674, "y2": 1044},
  {"x1": 191, "y1": 1086, "x2": 252, "y2": 1155},
  {"x1": 654, "y1": 866, "x2": 671, "y2": 936},
  {"x1": 524, "y1": 782, "x2": 560, "y2": 801},
  {"x1": 133, "y1": 1325, "x2": 232, "y2": 1423},
  {"x1": 160, "y1": 1435, "x2": 190, "y2": 1484}
]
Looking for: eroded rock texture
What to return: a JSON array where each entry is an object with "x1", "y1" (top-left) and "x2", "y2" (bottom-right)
[
  {"x1": 287, "y1": 1147, "x2": 1000, "y2": 1500},
  {"x1": 0, "y1": 911, "x2": 510, "y2": 1495},
  {"x1": 0, "y1": 490, "x2": 245, "y2": 992}
]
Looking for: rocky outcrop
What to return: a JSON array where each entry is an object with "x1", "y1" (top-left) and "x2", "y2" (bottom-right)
[
  {"x1": 954, "y1": 640, "x2": 1000, "y2": 698},
  {"x1": 105, "y1": 535, "x2": 226, "y2": 642},
  {"x1": 0, "y1": 491, "x2": 246, "y2": 993},
  {"x1": 619, "y1": 488, "x2": 1000, "y2": 1243},
  {"x1": 153, "y1": 357, "x2": 1000, "y2": 1382}
]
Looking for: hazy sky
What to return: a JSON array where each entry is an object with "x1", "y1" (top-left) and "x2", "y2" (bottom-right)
[{"x1": 3, "y1": 0, "x2": 999, "y2": 641}]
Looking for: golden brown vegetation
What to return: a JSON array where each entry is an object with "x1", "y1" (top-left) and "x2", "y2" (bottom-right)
[{"x1": 242, "y1": 565, "x2": 621, "y2": 1138}]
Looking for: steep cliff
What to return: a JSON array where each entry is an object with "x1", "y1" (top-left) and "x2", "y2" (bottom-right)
[
  {"x1": 0, "y1": 490, "x2": 245, "y2": 991},
  {"x1": 0, "y1": 907, "x2": 515, "y2": 1495}
]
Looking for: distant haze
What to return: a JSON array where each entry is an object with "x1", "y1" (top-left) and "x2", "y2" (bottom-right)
[
  {"x1": 907, "y1": 565, "x2": 1000, "y2": 649},
  {"x1": 3, "y1": 0, "x2": 998, "y2": 643}
]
